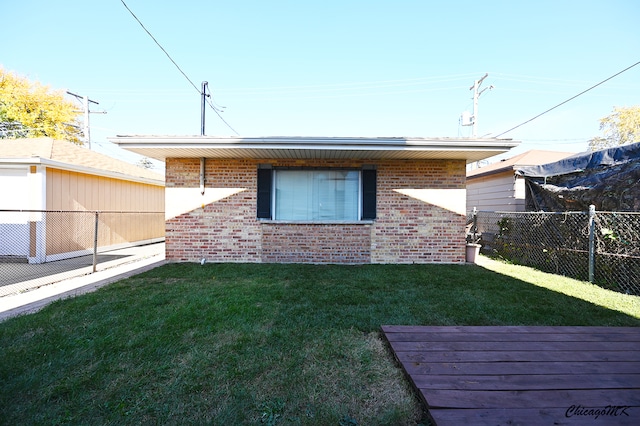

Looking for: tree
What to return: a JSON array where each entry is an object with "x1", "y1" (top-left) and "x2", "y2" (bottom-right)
[
  {"x1": 0, "y1": 67, "x2": 82, "y2": 143},
  {"x1": 588, "y1": 106, "x2": 640, "y2": 151}
]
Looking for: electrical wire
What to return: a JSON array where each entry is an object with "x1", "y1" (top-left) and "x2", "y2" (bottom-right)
[
  {"x1": 491, "y1": 72, "x2": 640, "y2": 90},
  {"x1": 495, "y1": 61, "x2": 640, "y2": 138},
  {"x1": 520, "y1": 139, "x2": 591, "y2": 146},
  {"x1": 80, "y1": 83, "x2": 469, "y2": 103},
  {"x1": 119, "y1": 1, "x2": 198, "y2": 93},
  {"x1": 81, "y1": 73, "x2": 479, "y2": 96},
  {"x1": 232, "y1": 85, "x2": 469, "y2": 102},
  {"x1": 221, "y1": 73, "x2": 478, "y2": 93},
  {"x1": 119, "y1": 0, "x2": 239, "y2": 135}
]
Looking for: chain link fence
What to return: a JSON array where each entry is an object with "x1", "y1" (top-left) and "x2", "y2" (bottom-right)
[
  {"x1": 0, "y1": 210, "x2": 164, "y2": 295},
  {"x1": 469, "y1": 208, "x2": 640, "y2": 295},
  {"x1": 594, "y1": 212, "x2": 640, "y2": 295}
]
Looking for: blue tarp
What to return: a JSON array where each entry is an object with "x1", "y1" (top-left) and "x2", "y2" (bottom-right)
[{"x1": 516, "y1": 142, "x2": 640, "y2": 212}]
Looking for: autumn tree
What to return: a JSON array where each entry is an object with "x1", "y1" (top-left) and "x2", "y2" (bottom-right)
[
  {"x1": 0, "y1": 67, "x2": 83, "y2": 143},
  {"x1": 589, "y1": 106, "x2": 640, "y2": 151}
]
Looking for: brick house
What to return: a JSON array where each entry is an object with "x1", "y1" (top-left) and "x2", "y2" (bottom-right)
[{"x1": 112, "y1": 136, "x2": 518, "y2": 264}]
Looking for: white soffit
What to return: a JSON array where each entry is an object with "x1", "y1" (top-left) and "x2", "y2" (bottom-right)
[{"x1": 109, "y1": 136, "x2": 519, "y2": 163}]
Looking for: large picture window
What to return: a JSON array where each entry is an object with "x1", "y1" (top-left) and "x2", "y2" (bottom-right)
[
  {"x1": 275, "y1": 170, "x2": 359, "y2": 221},
  {"x1": 257, "y1": 166, "x2": 376, "y2": 221}
]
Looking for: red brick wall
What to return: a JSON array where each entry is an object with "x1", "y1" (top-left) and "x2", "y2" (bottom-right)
[
  {"x1": 165, "y1": 158, "x2": 262, "y2": 262},
  {"x1": 165, "y1": 157, "x2": 466, "y2": 264},
  {"x1": 262, "y1": 223, "x2": 371, "y2": 263},
  {"x1": 372, "y1": 160, "x2": 466, "y2": 263}
]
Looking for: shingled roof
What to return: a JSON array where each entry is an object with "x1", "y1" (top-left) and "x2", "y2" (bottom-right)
[{"x1": 0, "y1": 137, "x2": 163, "y2": 185}]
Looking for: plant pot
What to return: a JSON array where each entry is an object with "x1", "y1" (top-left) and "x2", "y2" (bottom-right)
[{"x1": 466, "y1": 243, "x2": 481, "y2": 263}]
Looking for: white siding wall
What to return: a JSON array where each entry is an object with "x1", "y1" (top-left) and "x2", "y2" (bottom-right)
[
  {"x1": 514, "y1": 175, "x2": 526, "y2": 209},
  {"x1": 0, "y1": 167, "x2": 30, "y2": 210},
  {"x1": 466, "y1": 170, "x2": 525, "y2": 212},
  {"x1": 0, "y1": 166, "x2": 45, "y2": 257}
]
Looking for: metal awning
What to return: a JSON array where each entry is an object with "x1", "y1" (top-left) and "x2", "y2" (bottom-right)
[{"x1": 109, "y1": 135, "x2": 519, "y2": 163}]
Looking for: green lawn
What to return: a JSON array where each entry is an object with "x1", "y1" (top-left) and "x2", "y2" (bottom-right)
[{"x1": 1, "y1": 259, "x2": 639, "y2": 425}]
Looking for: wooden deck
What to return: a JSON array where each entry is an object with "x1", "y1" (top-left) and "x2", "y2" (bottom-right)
[{"x1": 381, "y1": 326, "x2": 640, "y2": 425}]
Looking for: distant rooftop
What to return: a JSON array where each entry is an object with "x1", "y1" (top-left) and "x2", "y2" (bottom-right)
[
  {"x1": 0, "y1": 137, "x2": 164, "y2": 185},
  {"x1": 467, "y1": 150, "x2": 575, "y2": 179}
]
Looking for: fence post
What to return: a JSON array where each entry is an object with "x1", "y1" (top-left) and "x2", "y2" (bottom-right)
[
  {"x1": 588, "y1": 205, "x2": 596, "y2": 283},
  {"x1": 472, "y1": 207, "x2": 478, "y2": 241},
  {"x1": 92, "y1": 211, "x2": 99, "y2": 273}
]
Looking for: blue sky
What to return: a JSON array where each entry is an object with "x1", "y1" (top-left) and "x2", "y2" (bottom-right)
[{"x1": 2, "y1": 0, "x2": 639, "y2": 168}]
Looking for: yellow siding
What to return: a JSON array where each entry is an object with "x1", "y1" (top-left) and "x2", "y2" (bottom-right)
[{"x1": 45, "y1": 168, "x2": 164, "y2": 255}]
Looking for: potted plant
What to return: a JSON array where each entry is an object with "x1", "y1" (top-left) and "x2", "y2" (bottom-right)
[
  {"x1": 465, "y1": 220, "x2": 482, "y2": 263},
  {"x1": 466, "y1": 239, "x2": 481, "y2": 263}
]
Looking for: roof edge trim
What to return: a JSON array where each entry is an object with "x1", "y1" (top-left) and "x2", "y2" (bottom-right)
[{"x1": 1, "y1": 157, "x2": 164, "y2": 186}]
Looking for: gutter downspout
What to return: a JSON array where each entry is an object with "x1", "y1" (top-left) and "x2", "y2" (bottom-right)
[
  {"x1": 201, "y1": 81, "x2": 208, "y2": 196},
  {"x1": 200, "y1": 157, "x2": 205, "y2": 195}
]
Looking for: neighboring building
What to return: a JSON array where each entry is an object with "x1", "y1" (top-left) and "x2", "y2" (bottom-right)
[
  {"x1": 112, "y1": 135, "x2": 518, "y2": 264},
  {"x1": 0, "y1": 137, "x2": 165, "y2": 263},
  {"x1": 466, "y1": 150, "x2": 574, "y2": 213},
  {"x1": 517, "y1": 142, "x2": 640, "y2": 212}
]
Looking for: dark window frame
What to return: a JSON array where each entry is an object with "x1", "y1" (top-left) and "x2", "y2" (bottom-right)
[{"x1": 256, "y1": 165, "x2": 376, "y2": 221}]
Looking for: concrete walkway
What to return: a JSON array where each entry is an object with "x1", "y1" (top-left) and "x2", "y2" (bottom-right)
[{"x1": 0, "y1": 243, "x2": 166, "y2": 322}]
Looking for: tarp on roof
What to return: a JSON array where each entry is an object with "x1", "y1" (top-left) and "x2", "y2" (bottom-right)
[
  {"x1": 515, "y1": 142, "x2": 640, "y2": 212},
  {"x1": 467, "y1": 150, "x2": 574, "y2": 179}
]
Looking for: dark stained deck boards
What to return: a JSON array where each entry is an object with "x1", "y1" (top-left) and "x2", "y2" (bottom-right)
[
  {"x1": 397, "y1": 350, "x2": 640, "y2": 363},
  {"x1": 381, "y1": 326, "x2": 640, "y2": 425}
]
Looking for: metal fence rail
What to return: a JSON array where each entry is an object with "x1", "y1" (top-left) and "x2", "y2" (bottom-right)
[
  {"x1": 0, "y1": 210, "x2": 164, "y2": 295},
  {"x1": 469, "y1": 208, "x2": 640, "y2": 295}
]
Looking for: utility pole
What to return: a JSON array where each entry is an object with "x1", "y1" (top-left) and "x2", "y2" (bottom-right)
[
  {"x1": 66, "y1": 91, "x2": 103, "y2": 149},
  {"x1": 201, "y1": 81, "x2": 209, "y2": 136},
  {"x1": 82, "y1": 96, "x2": 91, "y2": 146},
  {"x1": 468, "y1": 73, "x2": 493, "y2": 138}
]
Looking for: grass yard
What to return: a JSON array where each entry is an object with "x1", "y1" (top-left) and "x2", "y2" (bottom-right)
[{"x1": 1, "y1": 259, "x2": 639, "y2": 425}]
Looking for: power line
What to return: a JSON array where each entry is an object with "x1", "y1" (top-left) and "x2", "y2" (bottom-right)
[
  {"x1": 495, "y1": 61, "x2": 640, "y2": 138},
  {"x1": 221, "y1": 73, "x2": 479, "y2": 93},
  {"x1": 119, "y1": 1, "x2": 198, "y2": 92},
  {"x1": 68, "y1": 69, "x2": 640, "y2": 98},
  {"x1": 119, "y1": 0, "x2": 239, "y2": 135},
  {"x1": 77, "y1": 84, "x2": 470, "y2": 103},
  {"x1": 78, "y1": 73, "x2": 481, "y2": 95}
]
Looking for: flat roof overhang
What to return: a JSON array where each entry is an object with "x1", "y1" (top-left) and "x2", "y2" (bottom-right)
[{"x1": 109, "y1": 136, "x2": 519, "y2": 164}]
